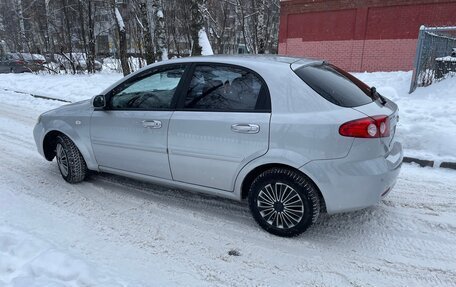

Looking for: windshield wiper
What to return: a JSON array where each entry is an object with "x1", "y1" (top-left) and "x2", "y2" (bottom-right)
[{"x1": 371, "y1": 86, "x2": 387, "y2": 105}]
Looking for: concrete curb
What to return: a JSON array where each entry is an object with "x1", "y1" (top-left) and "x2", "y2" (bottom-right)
[
  {"x1": 1, "y1": 88, "x2": 71, "y2": 103},
  {"x1": 403, "y1": 157, "x2": 456, "y2": 170}
]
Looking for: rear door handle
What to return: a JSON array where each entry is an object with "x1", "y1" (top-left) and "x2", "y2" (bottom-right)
[
  {"x1": 231, "y1": 124, "x2": 260, "y2": 134},
  {"x1": 142, "y1": 120, "x2": 162, "y2": 129}
]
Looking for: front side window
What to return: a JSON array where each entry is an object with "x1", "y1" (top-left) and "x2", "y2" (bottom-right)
[
  {"x1": 184, "y1": 65, "x2": 267, "y2": 111},
  {"x1": 109, "y1": 66, "x2": 185, "y2": 110}
]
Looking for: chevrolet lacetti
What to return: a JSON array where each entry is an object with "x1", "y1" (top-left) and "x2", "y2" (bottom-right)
[{"x1": 34, "y1": 55, "x2": 403, "y2": 237}]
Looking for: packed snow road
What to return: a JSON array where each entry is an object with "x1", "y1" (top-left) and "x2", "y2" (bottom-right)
[{"x1": 1, "y1": 90, "x2": 456, "y2": 287}]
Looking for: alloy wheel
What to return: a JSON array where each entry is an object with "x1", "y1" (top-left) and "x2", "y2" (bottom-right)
[
  {"x1": 56, "y1": 143, "x2": 69, "y2": 177},
  {"x1": 257, "y1": 182, "x2": 304, "y2": 229}
]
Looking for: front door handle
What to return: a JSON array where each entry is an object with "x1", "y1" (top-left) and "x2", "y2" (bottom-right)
[
  {"x1": 231, "y1": 124, "x2": 260, "y2": 134},
  {"x1": 142, "y1": 120, "x2": 162, "y2": 129}
]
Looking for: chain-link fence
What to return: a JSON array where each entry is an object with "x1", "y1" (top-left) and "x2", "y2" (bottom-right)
[{"x1": 409, "y1": 26, "x2": 456, "y2": 93}]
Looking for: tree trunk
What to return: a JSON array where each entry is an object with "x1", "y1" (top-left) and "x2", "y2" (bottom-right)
[
  {"x1": 63, "y1": 0, "x2": 76, "y2": 74},
  {"x1": 190, "y1": 0, "x2": 205, "y2": 56},
  {"x1": 87, "y1": 0, "x2": 96, "y2": 73},
  {"x1": 257, "y1": 0, "x2": 266, "y2": 54},
  {"x1": 139, "y1": 1, "x2": 155, "y2": 64},
  {"x1": 78, "y1": 0, "x2": 89, "y2": 72},
  {"x1": 153, "y1": 0, "x2": 167, "y2": 61},
  {"x1": 16, "y1": 0, "x2": 27, "y2": 52},
  {"x1": 114, "y1": 6, "x2": 131, "y2": 76},
  {"x1": 44, "y1": 0, "x2": 53, "y2": 53}
]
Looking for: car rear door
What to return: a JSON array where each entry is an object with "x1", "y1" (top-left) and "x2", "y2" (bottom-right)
[
  {"x1": 168, "y1": 63, "x2": 271, "y2": 191},
  {"x1": 90, "y1": 64, "x2": 188, "y2": 179}
]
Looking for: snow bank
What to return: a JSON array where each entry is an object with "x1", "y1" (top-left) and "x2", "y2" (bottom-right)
[
  {"x1": 0, "y1": 73, "x2": 122, "y2": 103},
  {"x1": 0, "y1": 225, "x2": 126, "y2": 287},
  {"x1": 102, "y1": 57, "x2": 148, "y2": 73},
  {"x1": 354, "y1": 71, "x2": 456, "y2": 162},
  {"x1": 436, "y1": 56, "x2": 456, "y2": 62}
]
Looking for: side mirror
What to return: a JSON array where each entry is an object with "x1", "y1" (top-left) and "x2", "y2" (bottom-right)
[{"x1": 92, "y1": 95, "x2": 106, "y2": 109}]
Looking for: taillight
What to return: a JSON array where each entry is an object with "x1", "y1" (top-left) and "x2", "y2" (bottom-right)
[
  {"x1": 14, "y1": 60, "x2": 25, "y2": 65},
  {"x1": 339, "y1": 115, "x2": 390, "y2": 138}
]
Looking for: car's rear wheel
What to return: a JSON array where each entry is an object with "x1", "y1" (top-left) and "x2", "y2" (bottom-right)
[
  {"x1": 55, "y1": 135, "x2": 87, "y2": 183},
  {"x1": 248, "y1": 168, "x2": 320, "y2": 237}
]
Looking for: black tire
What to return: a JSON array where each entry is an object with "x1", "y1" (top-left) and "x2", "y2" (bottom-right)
[
  {"x1": 248, "y1": 168, "x2": 320, "y2": 237},
  {"x1": 55, "y1": 135, "x2": 87, "y2": 183}
]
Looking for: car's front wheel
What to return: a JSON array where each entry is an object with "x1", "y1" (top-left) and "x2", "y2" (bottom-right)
[
  {"x1": 55, "y1": 135, "x2": 87, "y2": 183},
  {"x1": 248, "y1": 168, "x2": 320, "y2": 237}
]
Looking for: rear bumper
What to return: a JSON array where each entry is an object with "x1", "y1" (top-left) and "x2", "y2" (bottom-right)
[{"x1": 300, "y1": 141, "x2": 403, "y2": 214}]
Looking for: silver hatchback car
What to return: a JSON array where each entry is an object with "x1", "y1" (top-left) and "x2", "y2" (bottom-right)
[{"x1": 34, "y1": 55, "x2": 403, "y2": 237}]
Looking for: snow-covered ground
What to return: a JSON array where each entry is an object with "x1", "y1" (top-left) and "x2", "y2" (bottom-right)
[
  {"x1": 0, "y1": 73, "x2": 122, "y2": 103},
  {"x1": 1, "y1": 71, "x2": 456, "y2": 286}
]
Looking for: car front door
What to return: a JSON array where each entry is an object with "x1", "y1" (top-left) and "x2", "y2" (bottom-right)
[
  {"x1": 90, "y1": 64, "x2": 187, "y2": 179},
  {"x1": 168, "y1": 64, "x2": 271, "y2": 191}
]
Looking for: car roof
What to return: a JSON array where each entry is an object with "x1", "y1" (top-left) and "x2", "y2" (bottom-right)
[
  {"x1": 20, "y1": 52, "x2": 33, "y2": 59},
  {"x1": 165, "y1": 54, "x2": 320, "y2": 66},
  {"x1": 101, "y1": 54, "x2": 323, "y2": 100}
]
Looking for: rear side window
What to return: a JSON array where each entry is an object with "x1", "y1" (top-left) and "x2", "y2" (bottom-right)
[
  {"x1": 295, "y1": 63, "x2": 374, "y2": 107},
  {"x1": 184, "y1": 65, "x2": 270, "y2": 112}
]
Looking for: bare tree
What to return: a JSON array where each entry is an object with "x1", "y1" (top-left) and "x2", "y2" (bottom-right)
[
  {"x1": 0, "y1": 0, "x2": 280, "y2": 76},
  {"x1": 114, "y1": 3, "x2": 130, "y2": 76},
  {"x1": 16, "y1": 0, "x2": 27, "y2": 51},
  {"x1": 256, "y1": 0, "x2": 266, "y2": 54},
  {"x1": 137, "y1": 0, "x2": 155, "y2": 64},
  {"x1": 190, "y1": 0, "x2": 205, "y2": 56},
  {"x1": 86, "y1": 0, "x2": 96, "y2": 73},
  {"x1": 152, "y1": 0, "x2": 167, "y2": 61}
]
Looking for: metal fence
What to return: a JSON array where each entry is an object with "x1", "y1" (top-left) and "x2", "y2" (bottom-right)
[{"x1": 409, "y1": 26, "x2": 456, "y2": 93}]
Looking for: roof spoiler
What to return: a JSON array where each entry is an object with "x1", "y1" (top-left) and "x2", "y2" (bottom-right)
[{"x1": 290, "y1": 59, "x2": 324, "y2": 71}]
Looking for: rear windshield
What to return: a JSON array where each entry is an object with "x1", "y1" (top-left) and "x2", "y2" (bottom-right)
[{"x1": 295, "y1": 63, "x2": 374, "y2": 107}]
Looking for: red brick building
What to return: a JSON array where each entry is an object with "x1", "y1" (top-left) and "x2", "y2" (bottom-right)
[{"x1": 278, "y1": 0, "x2": 456, "y2": 72}]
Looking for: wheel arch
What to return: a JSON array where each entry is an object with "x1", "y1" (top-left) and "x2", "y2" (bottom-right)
[
  {"x1": 41, "y1": 127, "x2": 98, "y2": 170},
  {"x1": 240, "y1": 163, "x2": 327, "y2": 213},
  {"x1": 42, "y1": 130, "x2": 64, "y2": 161}
]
